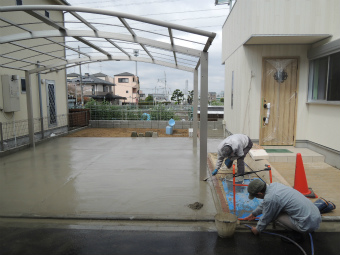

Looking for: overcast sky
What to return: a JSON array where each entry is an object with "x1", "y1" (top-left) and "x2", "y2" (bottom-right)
[{"x1": 65, "y1": 0, "x2": 230, "y2": 96}]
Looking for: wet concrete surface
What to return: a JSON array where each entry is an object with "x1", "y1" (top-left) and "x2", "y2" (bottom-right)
[
  {"x1": 1, "y1": 136, "x2": 340, "y2": 254},
  {"x1": 1, "y1": 220, "x2": 340, "y2": 255},
  {"x1": 0, "y1": 137, "x2": 217, "y2": 220}
]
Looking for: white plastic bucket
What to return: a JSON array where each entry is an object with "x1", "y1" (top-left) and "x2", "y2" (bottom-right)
[{"x1": 214, "y1": 213, "x2": 238, "y2": 238}]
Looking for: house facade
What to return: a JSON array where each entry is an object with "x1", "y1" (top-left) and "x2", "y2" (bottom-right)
[
  {"x1": 222, "y1": 0, "x2": 340, "y2": 167},
  {"x1": 67, "y1": 73, "x2": 126, "y2": 105},
  {"x1": 0, "y1": 0, "x2": 68, "y2": 150},
  {"x1": 114, "y1": 72, "x2": 140, "y2": 104}
]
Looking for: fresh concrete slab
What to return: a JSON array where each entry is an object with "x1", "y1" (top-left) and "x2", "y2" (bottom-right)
[{"x1": 0, "y1": 137, "x2": 217, "y2": 221}]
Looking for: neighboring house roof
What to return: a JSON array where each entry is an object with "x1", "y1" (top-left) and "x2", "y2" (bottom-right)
[
  {"x1": 114, "y1": 72, "x2": 135, "y2": 77},
  {"x1": 67, "y1": 72, "x2": 80, "y2": 77},
  {"x1": 93, "y1": 72, "x2": 108, "y2": 77},
  {"x1": 70, "y1": 75, "x2": 115, "y2": 86}
]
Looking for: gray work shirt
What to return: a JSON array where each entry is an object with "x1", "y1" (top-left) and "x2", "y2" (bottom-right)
[
  {"x1": 252, "y1": 182, "x2": 321, "y2": 233},
  {"x1": 215, "y1": 134, "x2": 249, "y2": 170}
]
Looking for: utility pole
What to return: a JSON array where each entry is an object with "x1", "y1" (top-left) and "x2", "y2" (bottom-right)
[
  {"x1": 78, "y1": 46, "x2": 84, "y2": 108},
  {"x1": 157, "y1": 71, "x2": 167, "y2": 101},
  {"x1": 133, "y1": 49, "x2": 139, "y2": 105}
]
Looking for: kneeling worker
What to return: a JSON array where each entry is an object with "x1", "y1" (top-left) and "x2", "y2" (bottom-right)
[
  {"x1": 244, "y1": 179, "x2": 321, "y2": 242},
  {"x1": 212, "y1": 134, "x2": 253, "y2": 182}
]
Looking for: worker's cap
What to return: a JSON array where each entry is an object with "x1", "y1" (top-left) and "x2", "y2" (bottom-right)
[
  {"x1": 220, "y1": 145, "x2": 232, "y2": 158},
  {"x1": 248, "y1": 179, "x2": 266, "y2": 200}
]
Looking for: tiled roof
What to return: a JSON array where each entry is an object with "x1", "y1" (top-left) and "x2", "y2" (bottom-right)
[
  {"x1": 70, "y1": 75, "x2": 114, "y2": 85},
  {"x1": 114, "y1": 72, "x2": 135, "y2": 77}
]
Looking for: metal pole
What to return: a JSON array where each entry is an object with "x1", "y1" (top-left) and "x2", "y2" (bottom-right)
[
  {"x1": 25, "y1": 71, "x2": 35, "y2": 148},
  {"x1": 0, "y1": 122, "x2": 4, "y2": 151},
  {"x1": 193, "y1": 69, "x2": 198, "y2": 149},
  {"x1": 78, "y1": 46, "x2": 84, "y2": 108},
  {"x1": 37, "y1": 61, "x2": 44, "y2": 139},
  {"x1": 199, "y1": 52, "x2": 208, "y2": 180}
]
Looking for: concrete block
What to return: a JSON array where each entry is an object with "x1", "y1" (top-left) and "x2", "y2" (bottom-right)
[
  {"x1": 157, "y1": 121, "x2": 167, "y2": 129},
  {"x1": 112, "y1": 120, "x2": 121, "y2": 128},
  {"x1": 181, "y1": 121, "x2": 191, "y2": 129},
  {"x1": 138, "y1": 133, "x2": 144, "y2": 137},
  {"x1": 129, "y1": 120, "x2": 138, "y2": 128},
  {"x1": 120, "y1": 121, "x2": 129, "y2": 128},
  {"x1": 151, "y1": 121, "x2": 159, "y2": 129},
  {"x1": 249, "y1": 149, "x2": 269, "y2": 161},
  {"x1": 188, "y1": 128, "x2": 193, "y2": 137},
  {"x1": 143, "y1": 121, "x2": 152, "y2": 128},
  {"x1": 152, "y1": 132, "x2": 158, "y2": 137},
  {"x1": 131, "y1": 131, "x2": 138, "y2": 137},
  {"x1": 145, "y1": 131, "x2": 153, "y2": 137},
  {"x1": 136, "y1": 121, "x2": 145, "y2": 128}
]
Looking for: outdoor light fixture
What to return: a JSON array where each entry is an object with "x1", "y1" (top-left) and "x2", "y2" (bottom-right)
[
  {"x1": 133, "y1": 49, "x2": 139, "y2": 57},
  {"x1": 274, "y1": 70, "x2": 288, "y2": 83}
]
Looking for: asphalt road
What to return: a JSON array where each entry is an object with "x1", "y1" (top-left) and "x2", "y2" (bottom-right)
[{"x1": 1, "y1": 226, "x2": 340, "y2": 255}]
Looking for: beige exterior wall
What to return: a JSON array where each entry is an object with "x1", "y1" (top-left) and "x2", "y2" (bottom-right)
[
  {"x1": 0, "y1": 1, "x2": 68, "y2": 138},
  {"x1": 222, "y1": 0, "x2": 340, "y2": 152},
  {"x1": 114, "y1": 75, "x2": 139, "y2": 104}
]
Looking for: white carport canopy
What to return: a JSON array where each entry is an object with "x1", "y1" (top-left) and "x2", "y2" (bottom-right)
[{"x1": 0, "y1": 5, "x2": 216, "y2": 179}]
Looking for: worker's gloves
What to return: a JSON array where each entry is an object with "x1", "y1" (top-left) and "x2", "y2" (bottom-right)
[
  {"x1": 212, "y1": 169, "x2": 218, "y2": 176},
  {"x1": 225, "y1": 158, "x2": 233, "y2": 169}
]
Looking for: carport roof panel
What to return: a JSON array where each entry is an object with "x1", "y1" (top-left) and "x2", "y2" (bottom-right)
[
  {"x1": 0, "y1": 5, "x2": 216, "y2": 73},
  {"x1": 244, "y1": 34, "x2": 332, "y2": 45}
]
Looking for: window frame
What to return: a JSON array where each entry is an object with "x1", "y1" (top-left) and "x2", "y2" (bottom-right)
[
  {"x1": 308, "y1": 54, "x2": 340, "y2": 105},
  {"x1": 21, "y1": 78, "x2": 26, "y2": 93},
  {"x1": 118, "y1": 78, "x2": 129, "y2": 83},
  {"x1": 307, "y1": 39, "x2": 340, "y2": 105}
]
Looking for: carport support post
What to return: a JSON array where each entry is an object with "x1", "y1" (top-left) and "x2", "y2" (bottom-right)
[
  {"x1": 193, "y1": 69, "x2": 198, "y2": 148},
  {"x1": 25, "y1": 71, "x2": 35, "y2": 148},
  {"x1": 199, "y1": 52, "x2": 208, "y2": 180}
]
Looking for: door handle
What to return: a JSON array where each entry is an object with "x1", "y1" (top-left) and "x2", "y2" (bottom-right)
[{"x1": 263, "y1": 103, "x2": 270, "y2": 125}]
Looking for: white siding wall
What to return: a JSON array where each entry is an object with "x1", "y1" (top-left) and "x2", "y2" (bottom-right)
[
  {"x1": 222, "y1": 0, "x2": 340, "y2": 152},
  {"x1": 223, "y1": 0, "x2": 340, "y2": 61}
]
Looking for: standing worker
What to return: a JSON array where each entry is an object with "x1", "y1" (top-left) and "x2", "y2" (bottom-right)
[
  {"x1": 212, "y1": 134, "x2": 253, "y2": 182},
  {"x1": 244, "y1": 179, "x2": 321, "y2": 242}
]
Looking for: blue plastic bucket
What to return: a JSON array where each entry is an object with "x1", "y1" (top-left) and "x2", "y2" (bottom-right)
[
  {"x1": 168, "y1": 118, "x2": 175, "y2": 127},
  {"x1": 314, "y1": 197, "x2": 328, "y2": 212},
  {"x1": 321, "y1": 201, "x2": 336, "y2": 214}
]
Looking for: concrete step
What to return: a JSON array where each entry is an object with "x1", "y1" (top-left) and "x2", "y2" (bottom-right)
[{"x1": 263, "y1": 146, "x2": 325, "y2": 163}]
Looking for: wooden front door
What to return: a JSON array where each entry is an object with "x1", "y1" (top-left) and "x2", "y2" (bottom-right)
[{"x1": 259, "y1": 58, "x2": 298, "y2": 146}]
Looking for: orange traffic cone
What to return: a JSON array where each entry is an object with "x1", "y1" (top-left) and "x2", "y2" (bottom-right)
[{"x1": 293, "y1": 153, "x2": 318, "y2": 198}]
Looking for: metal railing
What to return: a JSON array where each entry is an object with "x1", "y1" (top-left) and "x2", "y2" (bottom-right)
[{"x1": 0, "y1": 114, "x2": 68, "y2": 152}]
